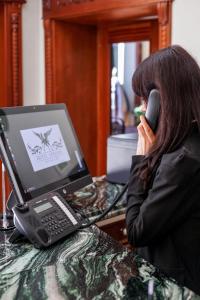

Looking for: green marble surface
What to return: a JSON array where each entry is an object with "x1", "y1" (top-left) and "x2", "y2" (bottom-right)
[
  {"x1": 67, "y1": 176, "x2": 126, "y2": 221},
  {"x1": 0, "y1": 178, "x2": 199, "y2": 299},
  {"x1": 0, "y1": 226, "x2": 199, "y2": 300}
]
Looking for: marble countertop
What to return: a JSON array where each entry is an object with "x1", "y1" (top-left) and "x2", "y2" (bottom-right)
[
  {"x1": 0, "y1": 178, "x2": 199, "y2": 299},
  {"x1": 67, "y1": 176, "x2": 126, "y2": 221},
  {"x1": 0, "y1": 226, "x2": 199, "y2": 300}
]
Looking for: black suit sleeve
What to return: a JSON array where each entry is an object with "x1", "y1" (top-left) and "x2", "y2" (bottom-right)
[{"x1": 126, "y1": 151, "x2": 200, "y2": 247}]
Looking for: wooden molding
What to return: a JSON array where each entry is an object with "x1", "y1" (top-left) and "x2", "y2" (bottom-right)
[
  {"x1": 96, "y1": 26, "x2": 110, "y2": 175},
  {"x1": 157, "y1": 1, "x2": 172, "y2": 48},
  {"x1": 43, "y1": 0, "x2": 173, "y2": 20},
  {"x1": 0, "y1": 0, "x2": 25, "y2": 212},
  {"x1": 44, "y1": 19, "x2": 54, "y2": 103},
  {"x1": 96, "y1": 213, "x2": 125, "y2": 227},
  {"x1": 0, "y1": 0, "x2": 26, "y2": 3},
  {"x1": 56, "y1": 0, "x2": 95, "y2": 7},
  {"x1": 43, "y1": 0, "x2": 52, "y2": 11},
  {"x1": 158, "y1": 1, "x2": 169, "y2": 26},
  {"x1": 0, "y1": 1, "x2": 24, "y2": 107},
  {"x1": 11, "y1": 12, "x2": 20, "y2": 106}
]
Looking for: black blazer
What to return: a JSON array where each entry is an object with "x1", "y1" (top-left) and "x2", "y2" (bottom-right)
[{"x1": 126, "y1": 129, "x2": 200, "y2": 295}]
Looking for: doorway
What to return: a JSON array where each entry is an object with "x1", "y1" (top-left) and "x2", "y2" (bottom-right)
[
  {"x1": 43, "y1": 0, "x2": 172, "y2": 175},
  {"x1": 110, "y1": 41, "x2": 150, "y2": 135}
]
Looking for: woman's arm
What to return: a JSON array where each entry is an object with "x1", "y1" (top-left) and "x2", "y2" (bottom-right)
[{"x1": 126, "y1": 151, "x2": 200, "y2": 247}]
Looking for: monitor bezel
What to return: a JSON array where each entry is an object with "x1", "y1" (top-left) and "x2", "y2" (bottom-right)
[{"x1": 0, "y1": 104, "x2": 92, "y2": 202}]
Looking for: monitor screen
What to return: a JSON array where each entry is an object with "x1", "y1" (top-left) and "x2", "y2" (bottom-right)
[{"x1": 0, "y1": 104, "x2": 92, "y2": 202}]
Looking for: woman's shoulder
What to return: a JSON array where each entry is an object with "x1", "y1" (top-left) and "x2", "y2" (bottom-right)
[{"x1": 161, "y1": 132, "x2": 200, "y2": 173}]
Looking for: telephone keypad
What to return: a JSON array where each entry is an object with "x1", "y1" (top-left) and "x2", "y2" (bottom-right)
[{"x1": 41, "y1": 202, "x2": 76, "y2": 238}]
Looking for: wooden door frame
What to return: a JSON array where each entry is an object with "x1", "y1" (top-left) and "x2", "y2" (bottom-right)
[
  {"x1": 0, "y1": 0, "x2": 25, "y2": 107},
  {"x1": 96, "y1": 1, "x2": 172, "y2": 174},
  {"x1": 96, "y1": 19, "x2": 160, "y2": 174},
  {"x1": 43, "y1": 0, "x2": 173, "y2": 175},
  {"x1": 0, "y1": 0, "x2": 26, "y2": 212}
]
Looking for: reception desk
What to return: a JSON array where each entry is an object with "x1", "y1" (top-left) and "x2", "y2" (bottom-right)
[
  {"x1": 0, "y1": 227, "x2": 198, "y2": 299},
  {"x1": 0, "y1": 179, "x2": 199, "y2": 299}
]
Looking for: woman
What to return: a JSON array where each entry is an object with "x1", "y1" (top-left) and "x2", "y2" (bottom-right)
[{"x1": 126, "y1": 45, "x2": 200, "y2": 295}]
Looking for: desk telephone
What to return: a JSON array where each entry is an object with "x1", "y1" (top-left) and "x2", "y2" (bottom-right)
[{"x1": 11, "y1": 192, "x2": 81, "y2": 248}]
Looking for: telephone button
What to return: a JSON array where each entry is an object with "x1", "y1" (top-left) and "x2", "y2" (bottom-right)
[
  {"x1": 56, "y1": 214, "x2": 63, "y2": 220},
  {"x1": 62, "y1": 188, "x2": 67, "y2": 195}
]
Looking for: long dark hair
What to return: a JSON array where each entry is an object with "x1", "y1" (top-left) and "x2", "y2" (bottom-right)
[{"x1": 132, "y1": 45, "x2": 200, "y2": 185}]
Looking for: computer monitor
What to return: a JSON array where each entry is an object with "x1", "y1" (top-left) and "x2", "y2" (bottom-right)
[{"x1": 0, "y1": 104, "x2": 92, "y2": 204}]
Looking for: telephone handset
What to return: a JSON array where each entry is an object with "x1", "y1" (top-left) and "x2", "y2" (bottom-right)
[
  {"x1": 11, "y1": 192, "x2": 81, "y2": 248},
  {"x1": 145, "y1": 89, "x2": 160, "y2": 133}
]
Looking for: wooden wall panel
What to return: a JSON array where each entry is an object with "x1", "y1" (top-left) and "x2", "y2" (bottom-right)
[
  {"x1": 0, "y1": 1, "x2": 24, "y2": 108},
  {"x1": 44, "y1": 19, "x2": 54, "y2": 103},
  {"x1": 0, "y1": 6, "x2": 4, "y2": 103},
  {"x1": 96, "y1": 26, "x2": 110, "y2": 175},
  {"x1": 0, "y1": 1, "x2": 25, "y2": 212},
  {"x1": 46, "y1": 21, "x2": 98, "y2": 175},
  {"x1": 157, "y1": 1, "x2": 172, "y2": 48}
]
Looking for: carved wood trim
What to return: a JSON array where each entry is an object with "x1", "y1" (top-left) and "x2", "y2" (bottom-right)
[
  {"x1": 96, "y1": 26, "x2": 110, "y2": 175},
  {"x1": 1, "y1": 1, "x2": 24, "y2": 108},
  {"x1": 43, "y1": 0, "x2": 52, "y2": 11},
  {"x1": 157, "y1": 1, "x2": 172, "y2": 48},
  {"x1": 0, "y1": 0, "x2": 26, "y2": 3},
  {"x1": 11, "y1": 12, "x2": 20, "y2": 106},
  {"x1": 0, "y1": 0, "x2": 25, "y2": 212},
  {"x1": 44, "y1": 19, "x2": 54, "y2": 103},
  {"x1": 56, "y1": 0, "x2": 94, "y2": 7},
  {"x1": 43, "y1": 0, "x2": 174, "y2": 20}
]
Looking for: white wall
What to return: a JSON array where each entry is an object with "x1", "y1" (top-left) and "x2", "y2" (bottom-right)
[
  {"x1": 22, "y1": 0, "x2": 45, "y2": 105},
  {"x1": 172, "y1": 0, "x2": 200, "y2": 65}
]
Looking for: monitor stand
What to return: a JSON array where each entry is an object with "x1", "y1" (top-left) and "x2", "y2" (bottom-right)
[
  {"x1": 0, "y1": 191, "x2": 26, "y2": 242},
  {"x1": 6, "y1": 190, "x2": 17, "y2": 211}
]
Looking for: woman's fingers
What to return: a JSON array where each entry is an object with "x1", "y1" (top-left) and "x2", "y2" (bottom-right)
[
  {"x1": 137, "y1": 122, "x2": 146, "y2": 138},
  {"x1": 136, "y1": 116, "x2": 156, "y2": 155},
  {"x1": 137, "y1": 124, "x2": 146, "y2": 155},
  {"x1": 140, "y1": 115, "x2": 156, "y2": 142}
]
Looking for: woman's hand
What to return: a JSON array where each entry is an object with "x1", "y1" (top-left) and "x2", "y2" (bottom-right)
[{"x1": 136, "y1": 115, "x2": 156, "y2": 155}]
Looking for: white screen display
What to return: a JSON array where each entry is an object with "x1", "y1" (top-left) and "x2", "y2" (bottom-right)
[
  {"x1": 34, "y1": 202, "x2": 53, "y2": 213},
  {"x1": 20, "y1": 124, "x2": 70, "y2": 172},
  {"x1": 1, "y1": 107, "x2": 88, "y2": 198}
]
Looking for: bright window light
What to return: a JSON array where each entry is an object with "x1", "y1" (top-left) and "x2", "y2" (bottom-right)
[{"x1": 118, "y1": 43, "x2": 125, "y2": 85}]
